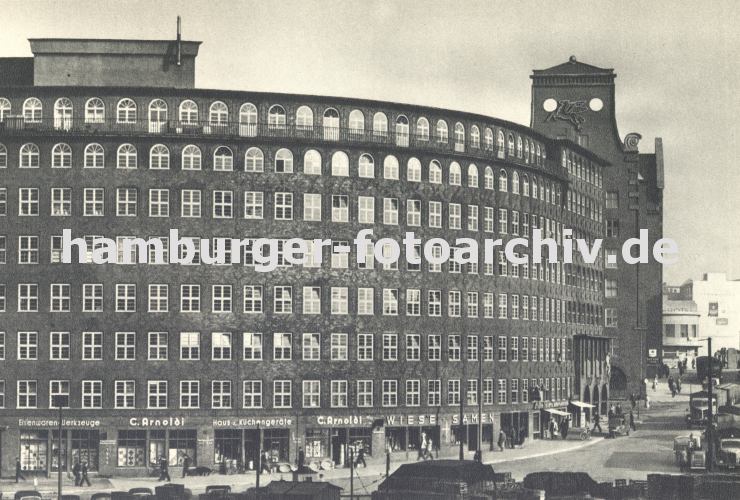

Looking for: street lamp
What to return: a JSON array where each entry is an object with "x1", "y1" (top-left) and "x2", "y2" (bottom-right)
[
  {"x1": 51, "y1": 395, "x2": 66, "y2": 498},
  {"x1": 696, "y1": 337, "x2": 714, "y2": 471}
]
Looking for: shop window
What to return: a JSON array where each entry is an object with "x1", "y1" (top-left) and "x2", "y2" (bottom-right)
[
  {"x1": 305, "y1": 428, "x2": 330, "y2": 460},
  {"x1": 263, "y1": 428, "x2": 290, "y2": 462},
  {"x1": 71, "y1": 430, "x2": 100, "y2": 471},
  {"x1": 169, "y1": 429, "x2": 197, "y2": 466},
  {"x1": 117, "y1": 430, "x2": 147, "y2": 467},
  {"x1": 214, "y1": 429, "x2": 241, "y2": 464},
  {"x1": 348, "y1": 428, "x2": 372, "y2": 458},
  {"x1": 20, "y1": 430, "x2": 48, "y2": 472}
]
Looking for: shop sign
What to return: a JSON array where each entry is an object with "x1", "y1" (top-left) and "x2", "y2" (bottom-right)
[
  {"x1": 129, "y1": 417, "x2": 186, "y2": 427},
  {"x1": 316, "y1": 415, "x2": 372, "y2": 426},
  {"x1": 19, "y1": 418, "x2": 101, "y2": 428},
  {"x1": 451, "y1": 413, "x2": 495, "y2": 425},
  {"x1": 716, "y1": 318, "x2": 728, "y2": 325},
  {"x1": 709, "y1": 302, "x2": 719, "y2": 317},
  {"x1": 212, "y1": 417, "x2": 293, "y2": 428},
  {"x1": 384, "y1": 414, "x2": 439, "y2": 426}
]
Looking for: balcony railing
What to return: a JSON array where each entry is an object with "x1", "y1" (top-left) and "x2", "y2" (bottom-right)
[{"x1": 0, "y1": 116, "x2": 547, "y2": 168}]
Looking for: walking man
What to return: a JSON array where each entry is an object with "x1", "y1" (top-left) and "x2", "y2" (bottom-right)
[
  {"x1": 15, "y1": 457, "x2": 25, "y2": 483},
  {"x1": 629, "y1": 410, "x2": 637, "y2": 431},
  {"x1": 182, "y1": 453, "x2": 191, "y2": 478},
  {"x1": 355, "y1": 447, "x2": 366, "y2": 468},
  {"x1": 592, "y1": 413, "x2": 603, "y2": 433},
  {"x1": 497, "y1": 429, "x2": 506, "y2": 451},
  {"x1": 561, "y1": 417, "x2": 570, "y2": 440},
  {"x1": 158, "y1": 455, "x2": 171, "y2": 482},
  {"x1": 426, "y1": 438, "x2": 434, "y2": 460},
  {"x1": 80, "y1": 461, "x2": 92, "y2": 487},
  {"x1": 72, "y1": 460, "x2": 81, "y2": 486},
  {"x1": 260, "y1": 450, "x2": 271, "y2": 474},
  {"x1": 297, "y1": 447, "x2": 305, "y2": 469}
]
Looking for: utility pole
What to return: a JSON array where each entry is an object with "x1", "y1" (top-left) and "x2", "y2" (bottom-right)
[
  {"x1": 459, "y1": 368, "x2": 464, "y2": 460},
  {"x1": 349, "y1": 448, "x2": 354, "y2": 500},
  {"x1": 55, "y1": 396, "x2": 63, "y2": 499},
  {"x1": 478, "y1": 337, "x2": 483, "y2": 458},
  {"x1": 706, "y1": 337, "x2": 713, "y2": 472},
  {"x1": 255, "y1": 423, "x2": 260, "y2": 497}
]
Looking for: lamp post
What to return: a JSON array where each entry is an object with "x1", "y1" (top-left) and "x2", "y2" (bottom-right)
[
  {"x1": 697, "y1": 337, "x2": 714, "y2": 471},
  {"x1": 52, "y1": 395, "x2": 65, "y2": 499}
]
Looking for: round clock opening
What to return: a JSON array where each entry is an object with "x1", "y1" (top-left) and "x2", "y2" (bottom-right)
[
  {"x1": 589, "y1": 98, "x2": 604, "y2": 111},
  {"x1": 543, "y1": 98, "x2": 558, "y2": 112}
]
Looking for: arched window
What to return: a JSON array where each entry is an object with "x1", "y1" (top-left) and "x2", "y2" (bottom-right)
[
  {"x1": 149, "y1": 144, "x2": 170, "y2": 170},
  {"x1": 383, "y1": 155, "x2": 399, "y2": 180},
  {"x1": 484, "y1": 166, "x2": 494, "y2": 190},
  {"x1": 395, "y1": 115, "x2": 409, "y2": 147},
  {"x1": 407, "y1": 157, "x2": 422, "y2": 182},
  {"x1": 296, "y1": 106, "x2": 314, "y2": 130},
  {"x1": 468, "y1": 164, "x2": 479, "y2": 188},
  {"x1": 148, "y1": 99, "x2": 168, "y2": 133},
  {"x1": 244, "y1": 147, "x2": 264, "y2": 172},
  {"x1": 512, "y1": 171, "x2": 520, "y2": 194},
  {"x1": 84, "y1": 143, "x2": 105, "y2": 168},
  {"x1": 470, "y1": 125, "x2": 480, "y2": 149},
  {"x1": 348, "y1": 109, "x2": 365, "y2": 136},
  {"x1": 530, "y1": 140, "x2": 536, "y2": 164},
  {"x1": 179, "y1": 100, "x2": 198, "y2": 124},
  {"x1": 429, "y1": 160, "x2": 442, "y2": 184},
  {"x1": 372, "y1": 112, "x2": 388, "y2": 137},
  {"x1": 545, "y1": 184, "x2": 551, "y2": 204},
  {"x1": 23, "y1": 97, "x2": 43, "y2": 123},
  {"x1": 531, "y1": 177, "x2": 538, "y2": 199},
  {"x1": 53, "y1": 97, "x2": 73, "y2": 130},
  {"x1": 331, "y1": 151, "x2": 349, "y2": 176},
  {"x1": 117, "y1": 144, "x2": 138, "y2": 169},
  {"x1": 239, "y1": 103, "x2": 258, "y2": 136},
  {"x1": 524, "y1": 140, "x2": 530, "y2": 163},
  {"x1": 275, "y1": 148, "x2": 293, "y2": 173},
  {"x1": 117, "y1": 98, "x2": 137, "y2": 124},
  {"x1": 454, "y1": 122, "x2": 465, "y2": 151},
  {"x1": 303, "y1": 149, "x2": 322, "y2": 175},
  {"x1": 416, "y1": 117, "x2": 430, "y2": 141},
  {"x1": 522, "y1": 175, "x2": 530, "y2": 197},
  {"x1": 436, "y1": 120, "x2": 448, "y2": 143},
  {"x1": 449, "y1": 161, "x2": 462, "y2": 185},
  {"x1": 51, "y1": 143, "x2": 72, "y2": 169},
  {"x1": 213, "y1": 146, "x2": 233, "y2": 171},
  {"x1": 0, "y1": 98, "x2": 11, "y2": 122},
  {"x1": 497, "y1": 130, "x2": 505, "y2": 157},
  {"x1": 209, "y1": 101, "x2": 228, "y2": 126},
  {"x1": 323, "y1": 108, "x2": 340, "y2": 140},
  {"x1": 268, "y1": 105, "x2": 286, "y2": 129},
  {"x1": 0, "y1": 143, "x2": 7, "y2": 168},
  {"x1": 358, "y1": 154, "x2": 375, "y2": 178},
  {"x1": 484, "y1": 128, "x2": 494, "y2": 151},
  {"x1": 85, "y1": 98, "x2": 105, "y2": 123},
  {"x1": 498, "y1": 169, "x2": 508, "y2": 192},
  {"x1": 507, "y1": 134, "x2": 515, "y2": 156},
  {"x1": 539, "y1": 178, "x2": 545, "y2": 200},
  {"x1": 536, "y1": 144, "x2": 542, "y2": 165},
  {"x1": 181, "y1": 145, "x2": 201, "y2": 170},
  {"x1": 19, "y1": 143, "x2": 40, "y2": 168},
  {"x1": 516, "y1": 136, "x2": 523, "y2": 158}
]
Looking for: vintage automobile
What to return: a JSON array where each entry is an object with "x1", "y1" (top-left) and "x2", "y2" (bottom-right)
[
  {"x1": 715, "y1": 429, "x2": 740, "y2": 470},
  {"x1": 674, "y1": 435, "x2": 706, "y2": 471},
  {"x1": 608, "y1": 415, "x2": 630, "y2": 438},
  {"x1": 686, "y1": 391, "x2": 718, "y2": 428}
]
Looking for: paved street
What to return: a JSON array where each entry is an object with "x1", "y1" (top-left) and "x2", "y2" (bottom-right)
[{"x1": 1, "y1": 379, "x2": 696, "y2": 498}]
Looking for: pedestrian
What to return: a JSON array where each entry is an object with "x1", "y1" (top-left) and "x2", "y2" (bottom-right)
[
  {"x1": 72, "y1": 460, "x2": 81, "y2": 486},
  {"x1": 297, "y1": 447, "x2": 305, "y2": 469},
  {"x1": 653, "y1": 375, "x2": 658, "y2": 391},
  {"x1": 608, "y1": 404, "x2": 615, "y2": 418},
  {"x1": 645, "y1": 394, "x2": 651, "y2": 409},
  {"x1": 629, "y1": 392, "x2": 636, "y2": 409},
  {"x1": 418, "y1": 432, "x2": 427, "y2": 460},
  {"x1": 15, "y1": 457, "x2": 25, "y2": 483},
  {"x1": 426, "y1": 438, "x2": 434, "y2": 460},
  {"x1": 473, "y1": 449, "x2": 482, "y2": 463},
  {"x1": 497, "y1": 429, "x2": 506, "y2": 451},
  {"x1": 506, "y1": 428, "x2": 514, "y2": 448},
  {"x1": 519, "y1": 428, "x2": 527, "y2": 447},
  {"x1": 551, "y1": 419, "x2": 559, "y2": 439},
  {"x1": 561, "y1": 417, "x2": 570, "y2": 440},
  {"x1": 615, "y1": 403, "x2": 623, "y2": 416},
  {"x1": 592, "y1": 413, "x2": 603, "y2": 433},
  {"x1": 182, "y1": 453, "x2": 191, "y2": 478},
  {"x1": 80, "y1": 461, "x2": 92, "y2": 487},
  {"x1": 158, "y1": 455, "x2": 171, "y2": 482},
  {"x1": 260, "y1": 450, "x2": 271, "y2": 474},
  {"x1": 676, "y1": 377, "x2": 682, "y2": 393},
  {"x1": 629, "y1": 410, "x2": 636, "y2": 431},
  {"x1": 355, "y1": 447, "x2": 366, "y2": 468}
]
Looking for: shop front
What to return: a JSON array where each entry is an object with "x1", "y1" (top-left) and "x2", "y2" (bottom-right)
[
  {"x1": 308, "y1": 415, "x2": 380, "y2": 467},
  {"x1": 541, "y1": 408, "x2": 570, "y2": 440},
  {"x1": 498, "y1": 411, "x2": 529, "y2": 447},
  {"x1": 568, "y1": 400, "x2": 595, "y2": 428},
  {"x1": 449, "y1": 412, "x2": 495, "y2": 453},
  {"x1": 212, "y1": 416, "x2": 294, "y2": 470}
]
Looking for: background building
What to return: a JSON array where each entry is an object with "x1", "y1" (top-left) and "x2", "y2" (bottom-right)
[
  {"x1": 661, "y1": 296, "x2": 700, "y2": 368},
  {"x1": 530, "y1": 57, "x2": 665, "y2": 398},
  {"x1": 0, "y1": 37, "x2": 609, "y2": 477}
]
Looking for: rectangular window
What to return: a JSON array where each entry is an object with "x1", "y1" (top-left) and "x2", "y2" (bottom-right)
[
  {"x1": 468, "y1": 205, "x2": 479, "y2": 231},
  {"x1": 330, "y1": 287, "x2": 348, "y2": 315},
  {"x1": 406, "y1": 379, "x2": 420, "y2": 407},
  {"x1": 18, "y1": 331, "x2": 39, "y2": 360},
  {"x1": 212, "y1": 190, "x2": 233, "y2": 218},
  {"x1": 303, "y1": 193, "x2": 322, "y2": 221},
  {"x1": 483, "y1": 336, "x2": 493, "y2": 361},
  {"x1": 331, "y1": 333, "x2": 348, "y2": 361},
  {"x1": 147, "y1": 380, "x2": 168, "y2": 409},
  {"x1": 180, "y1": 332, "x2": 200, "y2": 360},
  {"x1": 242, "y1": 332, "x2": 263, "y2": 360},
  {"x1": 82, "y1": 332, "x2": 102, "y2": 360},
  {"x1": 18, "y1": 283, "x2": 39, "y2": 312},
  {"x1": 427, "y1": 380, "x2": 441, "y2": 406},
  {"x1": 273, "y1": 332, "x2": 293, "y2": 360},
  {"x1": 331, "y1": 380, "x2": 348, "y2": 408},
  {"x1": 382, "y1": 333, "x2": 398, "y2": 361},
  {"x1": 244, "y1": 192, "x2": 264, "y2": 219},
  {"x1": 428, "y1": 290, "x2": 441, "y2": 316},
  {"x1": 19, "y1": 188, "x2": 40, "y2": 216},
  {"x1": 212, "y1": 332, "x2": 232, "y2": 360},
  {"x1": 407, "y1": 199, "x2": 421, "y2": 227},
  {"x1": 148, "y1": 284, "x2": 169, "y2": 312},
  {"x1": 605, "y1": 308, "x2": 618, "y2": 327},
  {"x1": 50, "y1": 331, "x2": 70, "y2": 360},
  {"x1": 181, "y1": 190, "x2": 201, "y2": 217},
  {"x1": 447, "y1": 379, "x2": 460, "y2": 406},
  {"x1": 180, "y1": 381, "x2": 200, "y2": 409},
  {"x1": 357, "y1": 333, "x2": 374, "y2": 361},
  {"x1": 448, "y1": 203, "x2": 461, "y2": 229},
  {"x1": 115, "y1": 284, "x2": 136, "y2": 312},
  {"x1": 243, "y1": 380, "x2": 262, "y2": 408},
  {"x1": 606, "y1": 191, "x2": 619, "y2": 209},
  {"x1": 383, "y1": 289, "x2": 399, "y2": 316},
  {"x1": 51, "y1": 188, "x2": 72, "y2": 216},
  {"x1": 382, "y1": 380, "x2": 398, "y2": 407},
  {"x1": 302, "y1": 286, "x2": 321, "y2": 315},
  {"x1": 331, "y1": 195, "x2": 349, "y2": 222},
  {"x1": 274, "y1": 192, "x2": 293, "y2": 220},
  {"x1": 358, "y1": 288, "x2": 374, "y2": 315},
  {"x1": 498, "y1": 293, "x2": 508, "y2": 319},
  {"x1": 148, "y1": 189, "x2": 169, "y2": 217},
  {"x1": 116, "y1": 188, "x2": 138, "y2": 216},
  {"x1": 498, "y1": 208, "x2": 508, "y2": 234},
  {"x1": 273, "y1": 380, "x2": 292, "y2": 408},
  {"x1": 180, "y1": 284, "x2": 201, "y2": 312},
  {"x1": 148, "y1": 332, "x2": 168, "y2": 360},
  {"x1": 497, "y1": 336, "x2": 507, "y2": 362},
  {"x1": 50, "y1": 283, "x2": 71, "y2": 312},
  {"x1": 274, "y1": 286, "x2": 293, "y2": 314},
  {"x1": 428, "y1": 334, "x2": 441, "y2": 361},
  {"x1": 18, "y1": 380, "x2": 38, "y2": 408},
  {"x1": 467, "y1": 335, "x2": 478, "y2": 361},
  {"x1": 448, "y1": 290, "x2": 461, "y2": 317},
  {"x1": 358, "y1": 196, "x2": 375, "y2": 224},
  {"x1": 302, "y1": 333, "x2": 321, "y2": 360},
  {"x1": 82, "y1": 380, "x2": 102, "y2": 409},
  {"x1": 302, "y1": 380, "x2": 321, "y2": 408},
  {"x1": 497, "y1": 379, "x2": 507, "y2": 404},
  {"x1": 383, "y1": 198, "x2": 399, "y2": 225},
  {"x1": 115, "y1": 332, "x2": 136, "y2": 360},
  {"x1": 357, "y1": 380, "x2": 373, "y2": 407},
  {"x1": 605, "y1": 279, "x2": 618, "y2": 298},
  {"x1": 212, "y1": 285, "x2": 232, "y2": 313},
  {"x1": 483, "y1": 379, "x2": 494, "y2": 405},
  {"x1": 606, "y1": 219, "x2": 619, "y2": 238},
  {"x1": 115, "y1": 380, "x2": 135, "y2": 408},
  {"x1": 429, "y1": 201, "x2": 442, "y2": 228},
  {"x1": 212, "y1": 381, "x2": 232, "y2": 409},
  {"x1": 448, "y1": 334, "x2": 461, "y2": 361},
  {"x1": 406, "y1": 334, "x2": 420, "y2": 361}
]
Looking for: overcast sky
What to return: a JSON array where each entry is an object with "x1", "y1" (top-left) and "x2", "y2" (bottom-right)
[{"x1": 2, "y1": 0, "x2": 738, "y2": 284}]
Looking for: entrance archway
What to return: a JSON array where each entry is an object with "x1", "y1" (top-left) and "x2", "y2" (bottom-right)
[
  {"x1": 583, "y1": 386, "x2": 591, "y2": 422},
  {"x1": 610, "y1": 367, "x2": 627, "y2": 400},
  {"x1": 592, "y1": 386, "x2": 600, "y2": 418},
  {"x1": 601, "y1": 384, "x2": 609, "y2": 415}
]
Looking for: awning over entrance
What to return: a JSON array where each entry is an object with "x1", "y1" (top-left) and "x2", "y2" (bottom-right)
[
  {"x1": 544, "y1": 408, "x2": 570, "y2": 417},
  {"x1": 570, "y1": 401, "x2": 595, "y2": 409}
]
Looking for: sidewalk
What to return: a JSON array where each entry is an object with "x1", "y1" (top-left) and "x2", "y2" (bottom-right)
[{"x1": 0, "y1": 436, "x2": 602, "y2": 498}]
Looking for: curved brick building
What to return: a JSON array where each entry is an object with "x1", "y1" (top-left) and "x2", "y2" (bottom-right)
[{"x1": 0, "y1": 38, "x2": 612, "y2": 477}]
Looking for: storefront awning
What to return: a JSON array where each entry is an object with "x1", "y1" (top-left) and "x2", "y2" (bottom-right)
[
  {"x1": 570, "y1": 401, "x2": 595, "y2": 409},
  {"x1": 544, "y1": 408, "x2": 570, "y2": 417}
]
